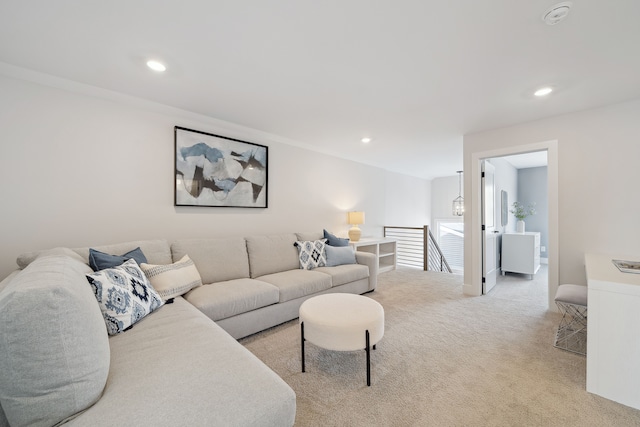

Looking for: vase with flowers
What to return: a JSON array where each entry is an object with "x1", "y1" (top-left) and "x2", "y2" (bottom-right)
[{"x1": 510, "y1": 201, "x2": 536, "y2": 233}]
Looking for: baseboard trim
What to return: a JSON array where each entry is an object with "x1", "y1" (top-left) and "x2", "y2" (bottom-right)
[{"x1": 463, "y1": 283, "x2": 481, "y2": 296}]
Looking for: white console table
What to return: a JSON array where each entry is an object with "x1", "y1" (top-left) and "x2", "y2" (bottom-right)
[
  {"x1": 350, "y1": 237, "x2": 397, "y2": 273},
  {"x1": 501, "y1": 232, "x2": 540, "y2": 278},
  {"x1": 585, "y1": 253, "x2": 640, "y2": 410}
]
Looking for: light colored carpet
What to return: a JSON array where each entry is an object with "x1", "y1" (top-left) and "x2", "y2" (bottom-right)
[{"x1": 241, "y1": 267, "x2": 640, "y2": 426}]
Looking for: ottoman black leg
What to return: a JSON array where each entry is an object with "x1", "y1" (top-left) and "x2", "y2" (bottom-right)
[
  {"x1": 366, "y1": 329, "x2": 371, "y2": 386},
  {"x1": 301, "y1": 322, "x2": 305, "y2": 373}
]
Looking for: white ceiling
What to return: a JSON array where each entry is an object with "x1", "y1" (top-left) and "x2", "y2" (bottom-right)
[{"x1": 1, "y1": 1, "x2": 639, "y2": 180}]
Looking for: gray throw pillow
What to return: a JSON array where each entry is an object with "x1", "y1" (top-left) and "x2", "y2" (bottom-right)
[
  {"x1": 89, "y1": 247, "x2": 147, "y2": 271},
  {"x1": 325, "y1": 245, "x2": 357, "y2": 267},
  {"x1": 323, "y1": 229, "x2": 350, "y2": 247}
]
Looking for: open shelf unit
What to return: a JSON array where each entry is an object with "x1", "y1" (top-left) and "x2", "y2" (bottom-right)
[{"x1": 350, "y1": 237, "x2": 397, "y2": 273}]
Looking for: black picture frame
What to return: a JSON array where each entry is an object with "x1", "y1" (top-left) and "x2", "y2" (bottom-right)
[{"x1": 174, "y1": 126, "x2": 268, "y2": 208}]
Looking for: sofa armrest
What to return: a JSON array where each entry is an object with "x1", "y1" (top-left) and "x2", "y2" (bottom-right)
[{"x1": 355, "y1": 251, "x2": 378, "y2": 291}]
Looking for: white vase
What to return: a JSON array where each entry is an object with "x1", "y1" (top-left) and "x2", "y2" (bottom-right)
[{"x1": 516, "y1": 220, "x2": 525, "y2": 233}]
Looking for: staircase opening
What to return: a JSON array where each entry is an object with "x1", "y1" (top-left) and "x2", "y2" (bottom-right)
[{"x1": 384, "y1": 226, "x2": 453, "y2": 273}]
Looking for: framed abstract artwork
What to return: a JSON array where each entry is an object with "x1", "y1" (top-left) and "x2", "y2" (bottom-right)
[{"x1": 174, "y1": 126, "x2": 268, "y2": 208}]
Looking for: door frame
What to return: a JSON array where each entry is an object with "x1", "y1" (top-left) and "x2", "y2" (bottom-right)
[
  {"x1": 481, "y1": 160, "x2": 497, "y2": 294},
  {"x1": 464, "y1": 140, "x2": 558, "y2": 310}
]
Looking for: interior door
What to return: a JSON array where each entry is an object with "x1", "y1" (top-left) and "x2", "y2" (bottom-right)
[{"x1": 482, "y1": 161, "x2": 497, "y2": 294}]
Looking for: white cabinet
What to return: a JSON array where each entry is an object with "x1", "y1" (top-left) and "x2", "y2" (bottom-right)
[
  {"x1": 350, "y1": 238, "x2": 397, "y2": 274},
  {"x1": 501, "y1": 232, "x2": 540, "y2": 278},
  {"x1": 585, "y1": 253, "x2": 640, "y2": 410}
]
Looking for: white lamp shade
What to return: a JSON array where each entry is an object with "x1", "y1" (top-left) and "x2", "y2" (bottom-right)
[{"x1": 347, "y1": 211, "x2": 365, "y2": 225}]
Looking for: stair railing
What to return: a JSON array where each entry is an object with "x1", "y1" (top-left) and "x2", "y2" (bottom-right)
[{"x1": 384, "y1": 225, "x2": 452, "y2": 273}]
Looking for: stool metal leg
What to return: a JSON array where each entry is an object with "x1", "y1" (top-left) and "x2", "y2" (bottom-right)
[
  {"x1": 301, "y1": 322, "x2": 305, "y2": 372},
  {"x1": 366, "y1": 329, "x2": 371, "y2": 386}
]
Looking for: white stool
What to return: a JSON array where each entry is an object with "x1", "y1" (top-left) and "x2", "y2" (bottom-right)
[
  {"x1": 554, "y1": 284, "x2": 588, "y2": 356},
  {"x1": 299, "y1": 293, "x2": 384, "y2": 386}
]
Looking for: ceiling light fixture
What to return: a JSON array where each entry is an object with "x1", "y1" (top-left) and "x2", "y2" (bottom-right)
[
  {"x1": 534, "y1": 87, "x2": 553, "y2": 97},
  {"x1": 542, "y1": 2, "x2": 572, "y2": 26},
  {"x1": 361, "y1": 137, "x2": 372, "y2": 143},
  {"x1": 146, "y1": 60, "x2": 167, "y2": 72},
  {"x1": 452, "y1": 171, "x2": 464, "y2": 216}
]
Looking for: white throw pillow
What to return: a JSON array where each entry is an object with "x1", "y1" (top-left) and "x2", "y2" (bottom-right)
[
  {"x1": 86, "y1": 259, "x2": 164, "y2": 335},
  {"x1": 140, "y1": 254, "x2": 203, "y2": 301},
  {"x1": 294, "y1": 239, "x2": 327, "y2": 270}
]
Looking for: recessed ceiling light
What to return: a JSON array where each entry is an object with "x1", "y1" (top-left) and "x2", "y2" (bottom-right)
[
  {"x1": 361, "y1": 137, "x2": 372, "y2": 143},
  {"x1": 146, "y1": 60, "x2": 166, "y2": 72},
  {"x1": 534, "y1": 87, "x2": 553, "y2": 97}
]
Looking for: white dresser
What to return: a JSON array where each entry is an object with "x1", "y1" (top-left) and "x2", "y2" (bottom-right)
[
  {"x1": 501, "y1": 232, "x2": 540, "y2": 278},
  {"x1": 585, "y1": 253, "x2": 640, "y2": 410}
]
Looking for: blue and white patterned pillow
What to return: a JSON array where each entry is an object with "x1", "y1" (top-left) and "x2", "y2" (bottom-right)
[
  {"x1": 86, "y1": 259, "x2": 164, "y2": 335},
  {"x1": 294, "y1": 239, "x2": 327, "y2": 270}
]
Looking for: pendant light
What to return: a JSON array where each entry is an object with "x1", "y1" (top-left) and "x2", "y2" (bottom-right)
[{"x1": 452, "y1": 171, "x2": 464, "y2": 216}]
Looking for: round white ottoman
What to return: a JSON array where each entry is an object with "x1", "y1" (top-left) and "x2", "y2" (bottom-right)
[{"x1": 299, "y1": 293, "x2": 384, "y2": 386}]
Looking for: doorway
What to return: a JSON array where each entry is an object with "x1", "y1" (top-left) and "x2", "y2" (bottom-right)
[
  {"x1": 485, "y1": 152, "x2": 549, "y2": 297},
  {"x1": 466, "y1": 140, "x2": 558, "y2": 310}
]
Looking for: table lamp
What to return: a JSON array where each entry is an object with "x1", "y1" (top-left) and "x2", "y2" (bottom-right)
[{"x1": 347, "y1": 211, "x2": 365, "y2": 242}]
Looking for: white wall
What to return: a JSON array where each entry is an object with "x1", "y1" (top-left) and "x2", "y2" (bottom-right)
[
  {"x1": 484, "y1": 157, "x2": 518, "y2": 272},
  {"x1": 431, "y1": 175, "x2": 461, "y2": 222},
  {"x1": 518, "y1": 166, "x2": 548, "y2": 257},
  {"x1": 489, "y1": 157, "x2": 518, "y2": 234},
  {"x1": 463, "y1": 98, "x2": 640, "y2": 302},
  {"x1": 385, "y1": 172, "x2": 431, "y2": 228},
  {"x1": 0, "y1": 73, "x2": 431, "y2": 279}
]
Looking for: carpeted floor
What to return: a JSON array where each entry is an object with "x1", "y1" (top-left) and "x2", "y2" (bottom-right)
[{"x1": 240, "y1": 267, "x2": 640, "y2": 426}]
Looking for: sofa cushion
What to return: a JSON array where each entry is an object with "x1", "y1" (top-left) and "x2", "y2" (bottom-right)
[
  {"x1": 316, "y1": 264, "x2": 370, "y2": 287},
  {"x1": 88, "y1": 247, "x2": 147, "y2": 271},
  {"x1": 140, "y1": 254, "x2": 203, "y2": 301},
  {"x1": 296, "y1": 231, "x2": 323, "y2": 242},
  {"x1": 246, "y1": 234, "x2": 299, "y2": 278},
  {"x1": 323, "y1": 229, "x2": 350, "y2": 246},
  {"x1": 0, "y1": 255, "x2": 110, "y2": 427},
  {"x1": 325, "y1": 244, "x2": 357, "y2": 266},
  {"x1": 16, "y1": 239, "x2": 172, "y2": 269},
  {"x1": 294, "y1": 239, "x2": 328, "y2": 270},
  {"x1": 86, "y1": 259, "x2": 164, "y2": 335},
  {"x1": 171, "y1": 238, "x2": 250, "y2": 283},
  {"x1": 64, "y1": 297, "x2": 296, "y2": 426},
  {"x1": 257, "y1": 270, "x2": 332, "y2": 302},
  {"x1": 184, "y1": 278, "x2": 279, "y2": 321}
]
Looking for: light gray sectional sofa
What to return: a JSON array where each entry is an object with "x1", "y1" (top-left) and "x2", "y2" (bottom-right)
[
  {"x1": 0, "y1": 231, "x2": 377, "y2": 427},
  {"x1": 178, "y1": 232, "x2": 377, "y2": 339}
]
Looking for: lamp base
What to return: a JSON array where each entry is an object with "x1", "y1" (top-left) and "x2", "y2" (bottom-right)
[{"x1": 348, "y1": 226, "x2": 362, "y2": 242}]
